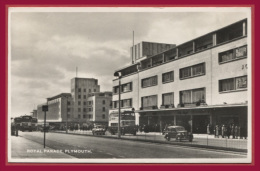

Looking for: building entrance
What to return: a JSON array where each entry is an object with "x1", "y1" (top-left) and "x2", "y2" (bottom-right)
[{"x1": 192, "y1": 115, "x2": 210, "y2": 134}]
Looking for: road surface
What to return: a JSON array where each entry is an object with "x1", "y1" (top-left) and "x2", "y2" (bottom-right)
[{"x1": 13, "y1": 131, "x2": 247, "y2": 159}]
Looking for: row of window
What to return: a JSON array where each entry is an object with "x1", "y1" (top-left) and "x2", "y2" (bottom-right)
[
  {"x1": 74, "y1": 114, "x2": 106, "y2": 119},
  {"x1": 75, "y1": 107, "x2": 106, "y2": 112},
  {"x1": 113, "y1": 75, "x2": 247, "y2": 108},
  {"x1": 141, "y1": 62, "x2": 205, "y2": 88},
  {"x1": 77, "y1": 88, "x2": 97, "y2": 93}
]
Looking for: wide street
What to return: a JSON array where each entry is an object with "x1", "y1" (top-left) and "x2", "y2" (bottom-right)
[{"x1": 11, "y1": 131, "x2": 247, "y2": 159}]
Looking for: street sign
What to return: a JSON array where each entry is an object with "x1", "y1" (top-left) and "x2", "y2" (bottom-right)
[{"x1": 42, "y1": 105, "x2": 48, "y2": 112}]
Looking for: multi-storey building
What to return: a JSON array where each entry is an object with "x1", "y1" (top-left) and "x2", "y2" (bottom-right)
[
  {"x1": 37, "y1": 78, "x2": 112, "y2": 126},
  {"x1": 111, "y1": 18, "x2": 249, "y2": 134},
  {"x1": 37, "y1": 93, "x2": 72, "y2": 122},
  {"x1": 70, "y1": 77, "x2": 101, "y2": 121},
  {"x1": 87, "y1": 92, "x2": 112, "y2": 124}
]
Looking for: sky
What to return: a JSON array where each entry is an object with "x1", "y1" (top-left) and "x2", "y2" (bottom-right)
[{"x1": 10, "y1": 7, "x2": 249, "y2": 117}]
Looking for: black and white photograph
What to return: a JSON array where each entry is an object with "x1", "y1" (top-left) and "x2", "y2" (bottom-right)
[{"x1": 8, "y1": 7, "x2": 252, "y2": 163}]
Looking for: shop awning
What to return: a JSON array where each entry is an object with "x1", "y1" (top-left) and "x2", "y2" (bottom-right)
[{"x1": 135, "y1": 104, "x2": 248, "y2": 113}]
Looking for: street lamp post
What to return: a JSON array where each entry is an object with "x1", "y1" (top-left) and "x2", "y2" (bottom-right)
[
  {"x1": 114, "y1": 72, "x2": 122, "y2": 139},
  {"x1": 66, "y1": 96, "x2": 68, "y2": 134}
]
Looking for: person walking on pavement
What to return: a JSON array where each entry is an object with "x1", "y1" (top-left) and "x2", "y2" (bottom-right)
[
  {"x1": 207, "y1": 124, "x2": 210, "y2": 135},
  {"x1": 221, "y1": 125, "x2": 225, "y2": 138},
  {"x1": 227, "y1": 124, "x2": 231, "y2": 139},
  {"x1": 231, "y1": 124, "x2": 235, "y2": 139},
  {"x1": 215, "y1": 125, "x2": 219, "y2": 138},
  {"x1": 234, "y1": 125, "x2": 238, "y2": 139}
]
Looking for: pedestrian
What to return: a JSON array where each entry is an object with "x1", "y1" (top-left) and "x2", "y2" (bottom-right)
[
  {"x1": 231, "y1": 124, "x2": 235, "y2": 139},
  {"x1": 237, "y1": 125, "x2": 241, "y2": 139},
  {"x1": 227, "y1": 124, "x2": 231, "y2": 139},
  {"x1": 234, "y1": 125, "x2": 238, "y2": 139},
  {"x1": 207, "y1": 124, "x2": 210, "y2": 135},
  {"x1": 215, "y1": 125, "x2": 219, "y2": 138},
  {"x1": 221, "y1": 125, "x2": 225, "y2": 138}
]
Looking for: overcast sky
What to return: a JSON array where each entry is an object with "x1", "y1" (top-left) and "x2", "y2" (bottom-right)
[{"x1": 10, "y1": 8, "x2": 249, "y2": 117}]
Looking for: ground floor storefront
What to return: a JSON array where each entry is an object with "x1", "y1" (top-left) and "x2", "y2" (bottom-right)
[{"x1": 137, "y1": 105, "x2": 248, "y2": 135}]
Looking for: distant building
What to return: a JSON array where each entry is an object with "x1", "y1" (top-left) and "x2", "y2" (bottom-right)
[
  {"x1": 37, "y1": 78, "x2": 112, "y2": 126},
  {"x1": 87, "y1": 92, "x2": 112, "y2": 124},
  {"x1": 70, "y1": 77, "x2": 100, "y2": 122},
  {"x1": 31, "y1": 109, "x2": 37, "y2": 118},
  {"x1": 37, "y1": 93, "x2": 72, "y2": 122}
]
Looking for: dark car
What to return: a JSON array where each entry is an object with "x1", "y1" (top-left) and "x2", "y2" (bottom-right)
[
  {"x1": 164, "y1": 126, "x2": 193, "y2": 142},
  {"x1": 92, "y1": 125, "x2": 106, "y2": 135}
]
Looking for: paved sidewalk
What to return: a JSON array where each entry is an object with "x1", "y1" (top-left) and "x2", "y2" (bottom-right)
[{"x1": 11, "y1": 135, "x2": 75, "y2": 159}]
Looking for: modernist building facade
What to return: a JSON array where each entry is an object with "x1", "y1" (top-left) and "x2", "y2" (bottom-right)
[
  {"x1": 87, "y1": 92, "x2": 112, "y2": 124},
  {"x1": 37, "y1": 78, "x2": 112, "y2": 125},
  {"x1": 111, "y1": 19, "x2": 249, "y2": 133}
]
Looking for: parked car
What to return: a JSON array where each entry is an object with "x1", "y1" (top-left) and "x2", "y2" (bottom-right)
[
  {"x1": 92, "y1": 125, "x2": 106, "y2": 135},
  {"x1": 164, "y1": 126, "x2": 193, "y2": 142}
]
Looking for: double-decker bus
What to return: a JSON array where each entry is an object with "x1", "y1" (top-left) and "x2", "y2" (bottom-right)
[
  {"x1": 108, "y1": 109, "x2": 137, "y2": 135},
  {"x1": 31, "y1": 118, "x2": 38, "y2": 131},
  {"x1": 20, "y1": 115, "x2": 33, "y2": 132},
  {"x1": 12, "y1": 117, "x2": 22, "y2": 133}
]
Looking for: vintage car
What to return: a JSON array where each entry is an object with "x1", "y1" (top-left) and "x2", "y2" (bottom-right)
[
  {"x1": 92, "y1": 125, "x2": 106, "y2": 135},
  {"x1": 164, "y1": 126, "x2": 193, "y2": 142}
]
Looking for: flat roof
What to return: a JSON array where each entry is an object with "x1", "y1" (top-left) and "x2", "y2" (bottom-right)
[
  {"x1": 114, "y1": 18, "x2": 247, "y2": 74},
  {"x1": 47, "y1": 93, "x2": 71, "y2": 101}
]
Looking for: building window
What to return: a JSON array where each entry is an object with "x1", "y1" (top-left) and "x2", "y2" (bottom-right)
[
  {"x1": 113, "y1": 99, "x2": 132, "y2": 108},
  {"x1": 121, "y1": 99, "x2": 132, "y2": 108},
  {"x1": 84, "y1": 88, "x2": 86, "y2": 92},
  {"x1": 88, "y1": 101, "x2": 92, "y2": 106},
  {"x1": 83, "y1": 102, "x2": 86, "y2": 105},
  {"x1": 89, "y1": 115, "x2": 92, "y2": 119},
  {"x1": 219, "y1": 45, "x2": 247, "y2": 63},
  {"x1": 78, "y1": 88, "x2": 81, "y2": 92},
  {"x1": 67, "y1": 101, "x2": 71, "y2": 105},
  {"x1": 121, "y1": 82, "x2": 132, "y2": 92},
  {"x1": 78, "y1": 101, "x2": 81, "y2": 105},
  {"x1": 67, "y1": 108, "x2": 70, "y2": 112},
  {"x1": 94, "y1": 89, "x2": 96, "y2": 92},
  {"x1": 180, "y1": 88, "x2": 205, "y2": 104},
  {"x1": 78, "y1": 108, "x2": 81, "y2": 112},
  {"x1": 162, "y1": 71, "x2": 174, "y2": 83},
  {"x1": 113, "y1": 101, "x2": 118, "y2": 108},
  {"x1": 103, "y1": 107, "x2": 105, "y2": 112},
  {"x1": 180, "y1": 63, "x2": 205, "y2": 80},
  {"x1": 162, "y1": 93, "x2": 174, "y2": 105},
  {"x1": 84, "y1": 95, "x2": 86, "y2": 99},
  {"x1": 103, "y1": 100, "x2": 105, "y2": 105},
  {"x1": 141, "y1": 95, "x2": 157, "y2": 108},
  {"x1": 83, "y1": 108, "x2": 86, "y2": 112},
  {"x1": 88, "y1": 108, "x2": 92, "y2": 112},
  {"x1": 219, "y1": 76, "x2": 247, "y2": 92},
  {"x1": 102, "y1": 114, "x2": 105, "y2": 119},
  {"x1": 78, "y1": 95, "x2": 81, "y2": 99},
  {"x1": 83, "y1": 114, "x2": 86, "y2": 118},
  {"x1": 114, "y1": 82, "x2": 132, "y2": 94},
  {"x1": 78, "y1": 115, "x2": 81, "y2": 119},
  {"x1": 142, "y1": 76, "x2": 158, "y2": 88},
  {"x1": 89, "y1": 89, "x2": 91, "y2": 93}
]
